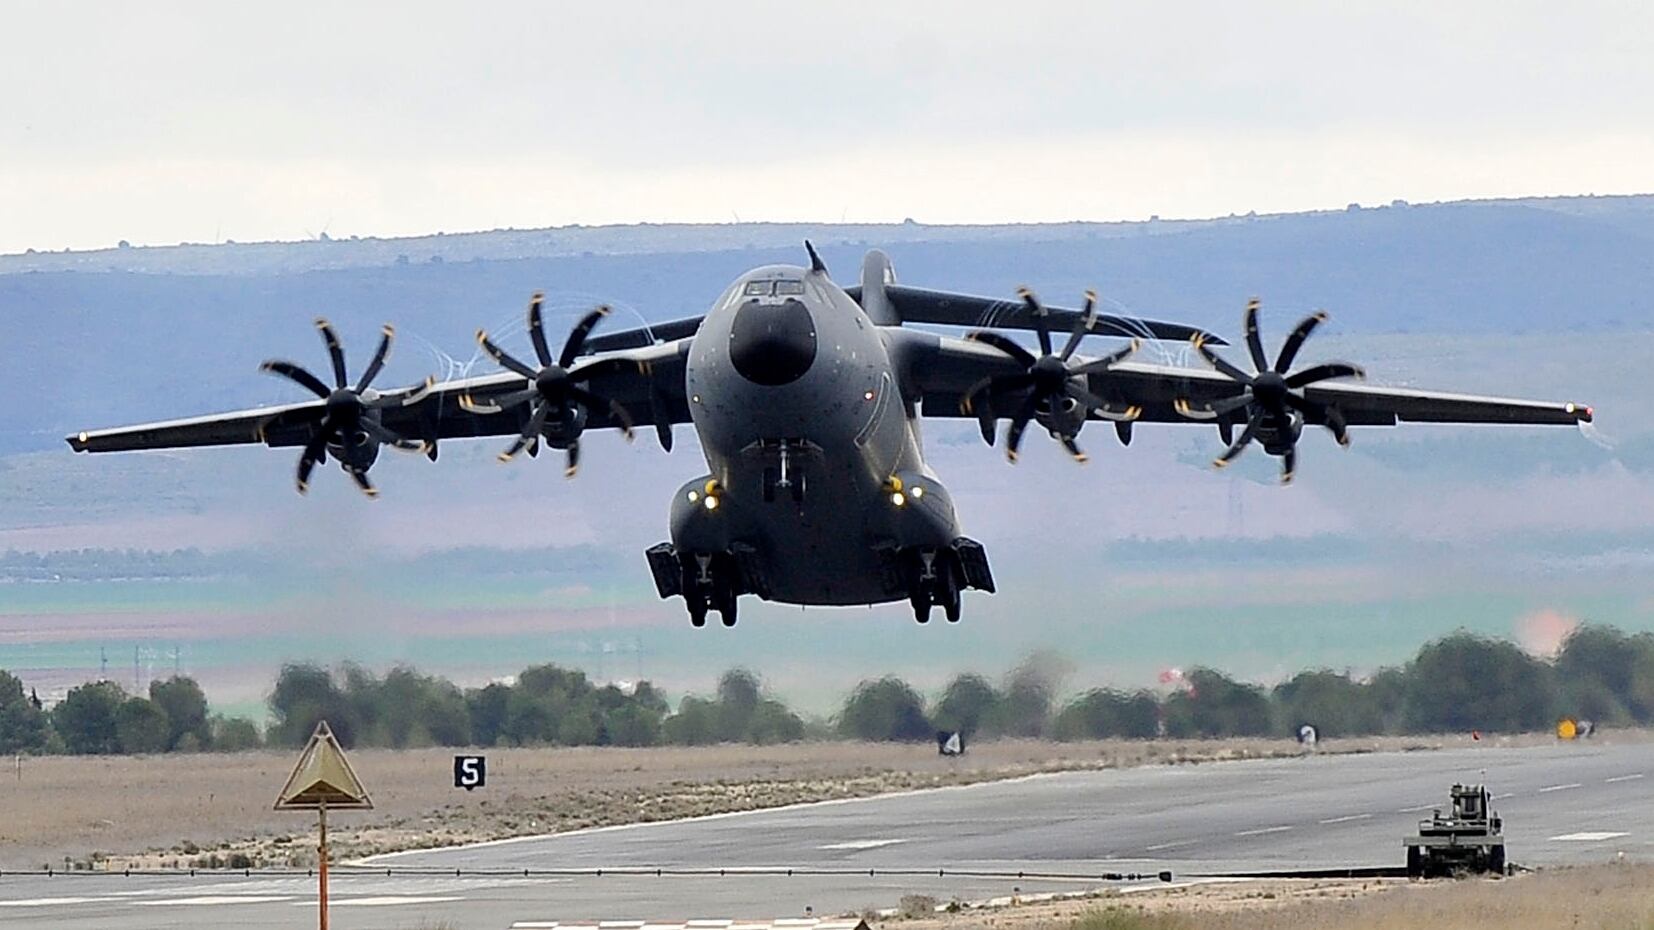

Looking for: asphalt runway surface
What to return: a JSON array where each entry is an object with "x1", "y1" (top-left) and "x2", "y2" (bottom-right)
[{"x1": 4, "y1": 741, "x2": 1651, "y2": 929}]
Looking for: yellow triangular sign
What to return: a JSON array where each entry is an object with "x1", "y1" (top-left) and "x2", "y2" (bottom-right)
[{"x1": 274, "y1": 720, "x2": 373, "y2": 810}]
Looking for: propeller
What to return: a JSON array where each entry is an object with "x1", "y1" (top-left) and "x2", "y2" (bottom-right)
[
  {"x1": 260, "y1": 319, "x2": 434, "y2": 496},
  {"x1": 471, "y1": 293, "x2": 638, "y2": 477},
  {"x1": 960, "y1": 288, "x2": 1140, "y2": 463},
  {"x1": 1177, "y1": 299, "x2": 1365, "y2": 483}
]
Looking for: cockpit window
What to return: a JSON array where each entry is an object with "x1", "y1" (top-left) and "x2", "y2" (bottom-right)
[
  {"x1": 743, "y1": 281, "x2": 773, "y2": 297},
  {"x1": 774, "y1": 279, "x2": 805, "y2": 296}
]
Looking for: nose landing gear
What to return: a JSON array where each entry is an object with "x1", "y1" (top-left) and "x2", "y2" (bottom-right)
[
  {"x1": 676, "y1": 552, "x2": 741, "y2": 627},
  {"x1": 906, "y1": 548, "x2": 963, "y2": 624}
]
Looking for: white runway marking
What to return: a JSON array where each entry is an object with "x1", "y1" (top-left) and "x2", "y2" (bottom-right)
[
  {"x1": 0, "y1": 897, "x2": 118, "y2": 908},
  {"x1": 1143, "y1": 839, "x2": 1197, "y2": 852},
  {"x1": 1233, "y1": 826, "x2": 1292, "y2": 837},
  {"x1": 327, "y1": 895, "x2": 466, "y2": 907},
  {"x1": 1397, "y1": 804, "x2": 1435, "y2": 813},
  {"x1": 1537, "y1": 783, "x2": 1583, "y2": 793},
  {"x1": 1492, "y1": 793, "x2": 1515, "y2": 800},
  {"x1": 1318, "y1": 813, "x2": 1373, "y2": 824},
  {"x1": 818, "y1": 839, "x2": 907, "y2": 851},
  {"x1": 1549, "y1": 832, "x2": 1629, "y2": 842},
  {"x1": 1605, "y1": 774, "x2": 1646, "y2": 784},
  {"x1": 137, "y1": 895, "x2": 294, "y2": 906}
]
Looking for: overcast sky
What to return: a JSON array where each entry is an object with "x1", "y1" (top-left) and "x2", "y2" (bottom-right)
[{"x1": 4, "y1": 1, "x2": 1652, "y2": 253}]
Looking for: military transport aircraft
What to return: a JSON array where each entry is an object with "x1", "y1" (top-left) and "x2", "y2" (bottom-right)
[{"x1": 68, "y1": 244, "x2": 1593, "y2": 626}]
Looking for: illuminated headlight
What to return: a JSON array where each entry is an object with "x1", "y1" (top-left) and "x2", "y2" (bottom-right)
[
  {"x1": 910, "y1": 485, "x2": 924, "y2": 499},
  {"x1": 686, "y1": 490, "x2": 701, "y2": 504},
  {"x1": 704, "y1": 494, "x2": 720, "y2": 511},
  {"x1": 890, "y1": 491, "x2": 906, "y2": 507}
]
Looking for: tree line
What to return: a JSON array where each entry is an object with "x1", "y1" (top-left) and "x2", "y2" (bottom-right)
[{"x1": 3, "y1": 624, "x2": 1652, "y2": 755}]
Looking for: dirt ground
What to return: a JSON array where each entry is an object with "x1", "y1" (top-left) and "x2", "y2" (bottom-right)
[
  {"x1": 0, "y1": 732, "x2": 1569, "y2": 870},
  {"x1": 893, "y1": 864, "x2": 1654, "y2": 929}
]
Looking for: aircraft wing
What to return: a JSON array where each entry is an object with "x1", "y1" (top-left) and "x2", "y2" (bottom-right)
[
  {"x1": 68, "y1": 338, "x2": 692, "y2": 454},
  {"x1": 847, "y1": 284, "x2": 1226, "y2": 344},
  {"x1": 895, "y1": 331, "x2": 1592, "y2": 429}
]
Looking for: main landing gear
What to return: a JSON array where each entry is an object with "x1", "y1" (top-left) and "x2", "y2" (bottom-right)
[{"x1": 906, "y1": 548, "x2": 962, "y2": 624}]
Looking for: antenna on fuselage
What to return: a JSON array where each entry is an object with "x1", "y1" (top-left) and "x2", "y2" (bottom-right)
[{"x1": 804, "y1": 240, "x2": 828, "y2": 276}]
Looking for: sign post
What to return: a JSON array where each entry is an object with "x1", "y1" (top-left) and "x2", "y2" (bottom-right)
[{"x1": 274, "y1": 721, "x2": 373, "y2": 930}]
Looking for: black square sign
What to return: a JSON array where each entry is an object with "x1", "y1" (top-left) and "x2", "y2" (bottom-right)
[{"x1": 454, "y1": 754, "x2": 486, "y2": 791}]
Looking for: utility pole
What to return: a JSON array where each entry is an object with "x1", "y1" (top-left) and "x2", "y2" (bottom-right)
[{"x1": 99, "y1": 647, "x2": 107, "y2": 681}]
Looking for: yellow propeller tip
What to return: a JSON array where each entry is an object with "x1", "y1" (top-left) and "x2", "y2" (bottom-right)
[
  {"x1": 1212, "y1": 459, "x2": 1229, "y2": 469},
  {"x1": 382, "y1": 324, "x2": 395, "y2": 336},
  {"x1": 564, "y1": 467, "x2": 579, "y2": 479}
]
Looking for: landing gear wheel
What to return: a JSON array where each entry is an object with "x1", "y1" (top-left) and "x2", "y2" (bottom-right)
[
  {"x1": 790, "y1": 472, "x2": 807, "y2": 504},
  {"x1": 941, "y1": 572, "x2": 962, "y2": 623},
  {"x1": 911, "y1": 587, "x2": 932, "y2": 623},
  {"x1": 688, "y1": 600, "x2": 707, "y2": 628},
  {"x1": 762, "y1": 467, "x2": 777, "y2": 503}
]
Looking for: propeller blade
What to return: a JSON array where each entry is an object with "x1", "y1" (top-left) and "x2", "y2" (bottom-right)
[
  {"x1": 960, "y1": 377, "x2": 999, "y2": 445},
  {"x1": 1218, "y1": 420, "x2": 1234, "y2": 447},
  {"x1": 1060, "y1": 434, "x2": 1088, "y2": 463},
  {"x1": 261, "y1": 360, "x2": 331, "y2": 398},
  {"x1": 560, "y1": 305, "x2": 611, "y2": 368},
  {"x1": 569, "y1": 386, "x2": 635, "y2": 440},
  {"x1": 1281, "y1": 446, "x2": 1297, "y2": 484},
  {"x1": 349, "y1": 468, "x2": 379, "y2": 498},
  {"x1": 295, "y1": 427, "x2": 332, "y2": 494},
  {"x1": 1284, "y1": 362, "x2": 1365, "y2": 389},
  {"x1": 1114, "y1": 420, "x2": 1133, "y2": 446},
  {"x1": 1059, "y1": 290, "x2": 1097, "y2": 361},
  {"x1": 565, "y1": 438, "x2": 580, "y2": 478},
  {"x1": 1286, "y1": 394, "x2": 1350, "y2": 446},
  {"x1": 1017, "y1": 287, "x2": 1053, "y2": 356},
  {"x1": 1243, "y1": 299, "x2": 1267, "y2": 373},
  {"x1": 394, "y1": 376, "x2": 436, "y2": 408},
  {"x1": 1274, "y1": 311, "x2": 1327, "y2": 373},
  {"x1": 1214, "y1": 411, "x2": 1263, "y2": 468},
  {"x1": 527, "y1": 292, "x2": 552, "y2": 367},
  {"x1": 1190, "y1": 391, "x2": 1256, "y2": 419},
  {"x1": 498, "y1": 404, "x2": 547, "y2": 463},
  {"x1": 967, "y1": 331, "x2": 1038, "y2": 368},
  {"x1": 491, "y1": 387, "x2": 540, "y2": 410},
  {"x1": 364, "y1": 421, "x2": 427, "y2": 453},
  {"x1": 1193, "y1": 335, "x2": 1256, "y2": 385},
  {"x1": 1071, "y1": 338, "x2": 1140, "y2": 375},
  {"x1": 1004, "y1": 393, "x2": 1040, "y2": 463},
  {"x1": 316, "y1": 319, "x2": 348, "y2": 389},
  {"x1": 355, "y1": 324, "x2": 394, "y2": 392},
  {"x1": 476, "y1": 330, "x2": 539, "y2": 380}
]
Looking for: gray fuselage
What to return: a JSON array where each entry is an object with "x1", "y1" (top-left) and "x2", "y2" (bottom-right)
[{"x1": 668, "y1": 264, "x2": 963, "y2": 605}]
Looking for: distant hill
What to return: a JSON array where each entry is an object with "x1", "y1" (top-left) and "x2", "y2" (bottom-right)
[{"x1": 4, "y1": 194, "x2": 1652, "y2": 453}]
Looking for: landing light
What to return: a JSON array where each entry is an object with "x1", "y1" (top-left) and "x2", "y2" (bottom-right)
[
  {"x1": 863, "y1": 389, "x2": 875, "y2": 401},
  {"x1": 687, "y1": 490, "x2": 701, "y2": 504},
  {"x1": 890, "y1": 491, "x2": 906, "y2": 507},
  {"x1": 910, "y1": 485, "x2": 924, "y2": 499},
  {"x1": 704, "y1": 494, "x2": 720, "y2": 511}
]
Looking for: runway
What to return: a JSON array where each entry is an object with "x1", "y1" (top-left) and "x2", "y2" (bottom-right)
[{"x1": 4, "y1": 741, "x2": 1651, "y2": 929}]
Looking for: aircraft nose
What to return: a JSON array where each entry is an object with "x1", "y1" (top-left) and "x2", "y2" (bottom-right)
[{"x1": 729, "y1": 298, "x2": 816, "y2": 386}]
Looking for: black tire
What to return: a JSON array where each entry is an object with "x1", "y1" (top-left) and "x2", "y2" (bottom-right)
[
  {"x1": 688, "y1": 599, "x2": 707, "y2": 628},
  {"x1": 1489, "y1": 845, "x2": 1506, "y2": 875},
  {"x1": 762, "y1": 468, "x2": 777, "y2": 503},
  {"x1": 791, "y1": 472, "x2": 807, "y2": 504},
  {"x1": 911, "y1": 587, "x2": 931, "y2": 623},
  {"x1": 1406, "y1": 846, "x2": 1423, "y2": 879}
]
